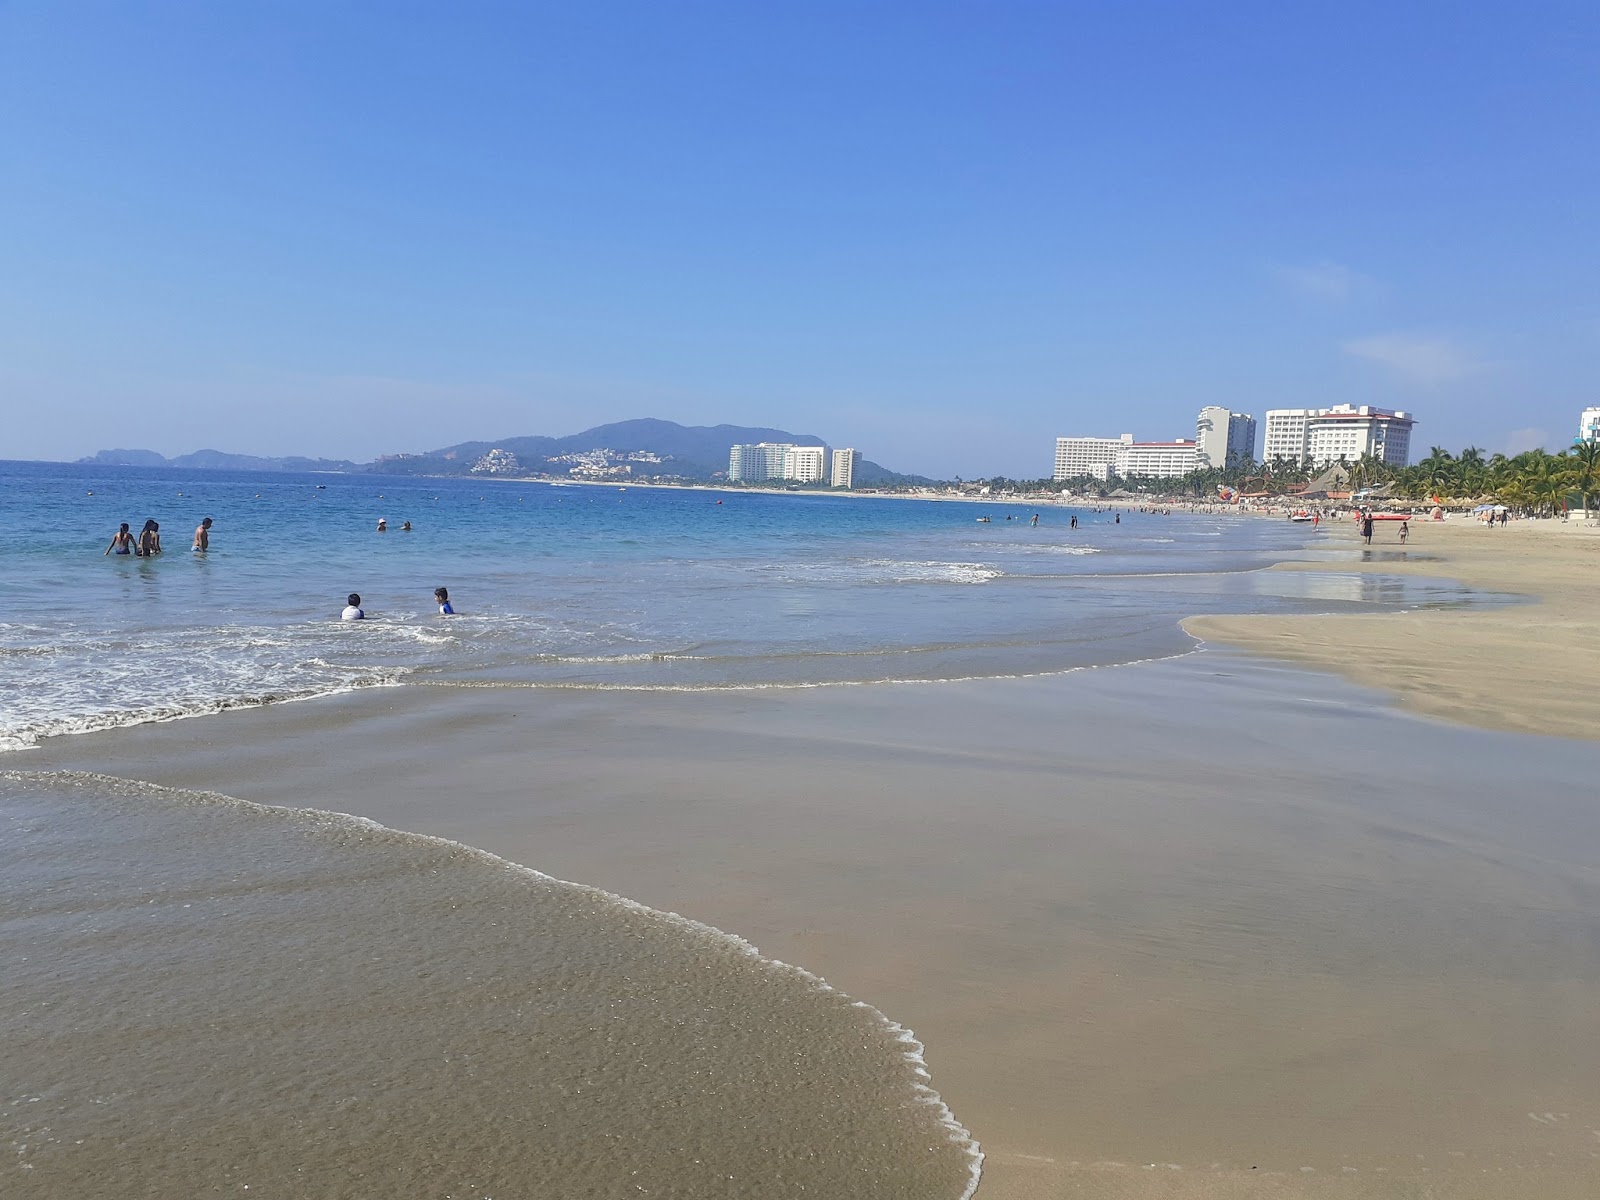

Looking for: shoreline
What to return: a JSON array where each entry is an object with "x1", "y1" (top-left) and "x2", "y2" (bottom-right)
[
  {"x1": 12, "y1": 516, "x2": 1600, "y2": 1198},
  {"x1": 1184, "y1": 517, "x2": 1600, "y2": 741},
  {"x1": 21, "y1": 653, "x2": 1600, "y2": 1199}
]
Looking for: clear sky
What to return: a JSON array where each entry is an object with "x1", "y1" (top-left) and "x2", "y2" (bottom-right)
[{"x1": 2, "y1": 1, "x2": 1596, "y2": 477}]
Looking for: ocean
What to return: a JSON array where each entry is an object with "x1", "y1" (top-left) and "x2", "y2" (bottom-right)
[
  {"x1": 1, "y1": 461, "x2": 1502, "y2": 1199},
  {"x1": 0, "y1": 460, "x2": 1488, "y2": 751}
]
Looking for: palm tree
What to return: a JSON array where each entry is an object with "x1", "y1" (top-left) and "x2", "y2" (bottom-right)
[{"x1": 1569, "y1": 440, "x2": 1600, "y2": 518}]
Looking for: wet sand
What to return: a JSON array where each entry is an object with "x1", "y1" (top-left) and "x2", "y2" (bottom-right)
[
  {"x1": 1186, "y1": 518, "x2": 1600, "y2": 741},
  {"x1": 23, "y1": 644, "x2": 1600, "y2": 1199}
]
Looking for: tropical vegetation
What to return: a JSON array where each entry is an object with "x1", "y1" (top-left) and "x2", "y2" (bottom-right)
[{"x1": 985, "y1": 443, "x2": 1600, "y2": 517}]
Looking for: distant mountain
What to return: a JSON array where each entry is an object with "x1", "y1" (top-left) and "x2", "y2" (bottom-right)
[
  {"x1": 77, "y1": 448, "x2": 362, "y2": 472},
  {"x1": 374, "y1": 418, "x2": 932, "y2": 484},
  {"x1": 77, "y1": 420, "x2": 935, "y2": 484}
]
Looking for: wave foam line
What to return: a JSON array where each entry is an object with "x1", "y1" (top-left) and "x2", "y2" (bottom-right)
[
  {"x1": 418, "y1": 646, "x2": 1203, "y2": 694},
  {"x1": 0, "y1": 769, "x2": 984, "y2": 1200},
  {"x1": 0, "y1": 673, "x2": 407, "y2": 754}
]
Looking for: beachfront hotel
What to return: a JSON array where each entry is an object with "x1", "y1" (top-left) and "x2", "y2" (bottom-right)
[
  {"x1": 1262, "y1": 405, "x2": 1414, "y2": 467},
  {"x1": 830, "y1": 448, "x2": 861, "y2": 489},
  {"x1": 1579, "y1": 406, "x2": 1600, "y2": 444},
  {"x1": 1053, "y1": 434, "x2": 1134, "y2": 481},
  {"x1": 1117, "y1": 439, "x2": 1200, "y2": 477},
  {"x1": 1195, "y1": 407, "x2": 1257, "y2": 469},
  {"x1": 728, "y1": 442, "x2": 831, "y2": 483},
  {"x1": 1051, "y1": 433, "x2": 1202, "y2": 480}
]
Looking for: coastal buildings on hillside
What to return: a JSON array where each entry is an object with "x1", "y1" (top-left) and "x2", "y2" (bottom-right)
[
  {"x1": 1579, "y1": 407, "x2": 1600, "y2": 444},
  {"x1": 1054, "y1": 403, "x2": 1416, "y2": 481}
]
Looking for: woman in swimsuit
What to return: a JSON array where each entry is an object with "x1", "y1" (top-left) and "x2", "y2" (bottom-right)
[
  {"x1": 105, "y1": 523, "x2": 134, "y2": 555},
  {"x1": 136, "y1": 519, "x2": 162, "y2": 557}
]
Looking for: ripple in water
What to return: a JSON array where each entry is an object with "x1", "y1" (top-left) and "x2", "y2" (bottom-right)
[{"x1": 0, "y1": 772, "x2": 980, "y2": 1200}]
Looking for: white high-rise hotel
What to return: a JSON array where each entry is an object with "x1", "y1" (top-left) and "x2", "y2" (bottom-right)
[
  {"x1": 1195, "y1": 407, "x2": 1257, "y2": 469},
  {"x1": 830, "y1": 448, "x2": 861, "y2": 489},
  {"x1": 1579, "y1": 407, "x2": 1600, "y2": 444},
  {"x1": 1261, "y1": 405, "x2": 1414, "y2": 467},
  {"x1": 727, "y1": 442, "x2": 834, "y2": 484}
]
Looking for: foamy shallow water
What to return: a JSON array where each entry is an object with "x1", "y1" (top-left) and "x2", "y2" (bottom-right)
[{"x1": 0, "y1": 771, "x2": 980, "y2": 1199}]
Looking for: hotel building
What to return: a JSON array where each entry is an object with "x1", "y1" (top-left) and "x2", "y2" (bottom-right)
[
  {"x1": 727, "y1": 442, "x2": 831, "y2": 483},
  {"x1": 1579, "y1": 407, "x2": 1600, "y2": 444},
  {"x1": 1054, "y1": 434, "x2": 1134, "y2": 481},
  {"x1": 1116, "y1": 440, "x2": 1200, "y2": 478},
  {"x1": 830, "y1": 447, "x2": 861, "y2": 489},
  {"x1": 1262, "y1": 405, "x2": 1414, "y2": 467},
  {"x1": 1195, "y1": 407, "x2": 1257, "y2": 468}
]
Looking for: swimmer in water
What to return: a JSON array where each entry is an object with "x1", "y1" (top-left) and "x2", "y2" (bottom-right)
[
  {"x1": 136, "y1": 519, "x2": 161, "y2": 556},
  {"x1": 105, "y1": 523, "x2": 134, "y2": 555},
  {"x1": 341, "y1": 593, "x2": 365, "y2": 621},
  {"x1": 401, "y1": 520, "x2": 412, "y2": 532},
  {"x1": 376, "y1": 517, "x2": 388, "y2": 533},
  {"x1": 193, "y1": 516, "x2": 213, "y2": 552},
  {"x1": 434, "y1": 586, "x2": 454, "y2": 615}
]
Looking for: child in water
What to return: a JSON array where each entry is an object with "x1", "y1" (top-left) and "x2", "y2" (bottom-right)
[
  {"x1": 434, "y1": 587, "x2": 454, "y2": 615},
  {"x1": 105, "y1": 523, "x2": 134, "y2": 555},
  {"x1": 341, "y1": 593, "x2": 365, "y2": 621}
]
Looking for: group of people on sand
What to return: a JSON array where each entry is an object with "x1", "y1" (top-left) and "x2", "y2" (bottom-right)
[
  {"x1": 340, "y1": 587, "x2": 455, "y2": 621},
  {"x1": 105, "y1": 516, "x2": 212, "y2": 556}
]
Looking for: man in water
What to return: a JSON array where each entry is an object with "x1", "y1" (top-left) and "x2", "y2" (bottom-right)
[
  {"x1": 341, "y1": 593, "x2": 365, "y2": 621},
  {"x1": 193, "y1": 516, "x2": 213, "y2": 552}
]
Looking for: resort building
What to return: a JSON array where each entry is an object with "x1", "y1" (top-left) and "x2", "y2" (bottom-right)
[
  {"x1": 783, "y1": 445, "x2": 828, "y2": 484},
  {"x1": 1116, "y1": 439, "x2": 1200, "y2": 478},
  {"x1": 1262, "y1": 405, "x2": 1414, "y2": 467},
  {"x1": 727, "y1": 442, "x2": 831, "y2": 483},
  {"x1": 1195, "y1": 407, "x2": 1257, "y2": 468},
  {"x1": 830, "y1": 447, "x2": 861, "y2": 489},
  {"x1": 1054, "y1": 434, "x2": 1134, "y2": 481},
  {"x1": 1579, "y1": 407, "x2": 1600, "y2": 444}
]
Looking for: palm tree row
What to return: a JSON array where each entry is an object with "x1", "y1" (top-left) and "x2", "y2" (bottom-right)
[{"x1": 1036, "y1": 442, "x2": 1600, "y2": 516}]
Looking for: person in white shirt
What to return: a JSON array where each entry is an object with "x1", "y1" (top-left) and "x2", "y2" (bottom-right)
[{"x1": 341, "y1": 592, "x2": 365, "y2": 621}]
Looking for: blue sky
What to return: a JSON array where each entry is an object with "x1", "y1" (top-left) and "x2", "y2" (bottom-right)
[{"x1": 2, "y1": 1, "x2": 1596, "y2": 477}]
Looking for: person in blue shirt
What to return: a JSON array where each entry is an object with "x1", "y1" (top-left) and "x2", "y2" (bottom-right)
[{"x1": 434, "y1": 587, "x2": 455, "y2": 615}]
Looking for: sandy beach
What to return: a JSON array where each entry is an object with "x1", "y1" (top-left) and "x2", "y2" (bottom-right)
[
  {"x1": 19, "y1": 514, "x2": 1600, "y2": 1199},
  {"x1": 1186, "y1": 517, "x2": 1600, "y2": 741}
]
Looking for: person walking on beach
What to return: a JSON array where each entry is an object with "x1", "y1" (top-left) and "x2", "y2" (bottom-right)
[
  {"x1": 434, "y1": 586, "x2": 454, "y2": 614},
  {"x1": 193, "y1": 516, "x2": 213, "y2": 552},
  {"x1": 1399, "y1": 520, "x2": 1409, "y2": 544},
  {"x1": 341, "y1": 593, "x2": 365, "y2": 621},
  {"x1": 105, "y1": 523, "x2": 134, "y2": 555},
  {"x1": 136, "y1": 519, "x2": 161, "y2": 556},
  {"x1": 1361, "y1": 513, "x2": 1374, "y2": 544}
]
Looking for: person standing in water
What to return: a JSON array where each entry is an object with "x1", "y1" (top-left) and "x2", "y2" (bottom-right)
[
  {"x1": 434, "y1": 587, "x2": 454, "y2": 614},
  {"x1": 193, "y1": 516, "x2": 213, "y2": 552},
  {"x1": 105, "y1": 523, "x2": 134, "y2": 555},
  {"x1": 136, "y1": 520, "x2": 161, "y2": 556}
]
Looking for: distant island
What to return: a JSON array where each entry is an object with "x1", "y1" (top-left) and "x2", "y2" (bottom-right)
[{"x1": 78, "y1": 418, "x2": 933, "y2": 487}]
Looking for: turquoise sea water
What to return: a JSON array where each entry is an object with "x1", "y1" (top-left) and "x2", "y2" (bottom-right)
[{"x1": 1, "y1": 460, "x2": 1488, "y2": 751}]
